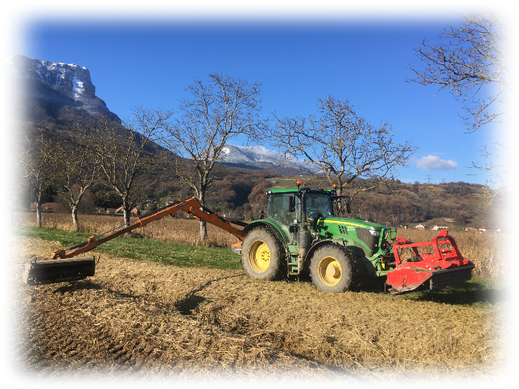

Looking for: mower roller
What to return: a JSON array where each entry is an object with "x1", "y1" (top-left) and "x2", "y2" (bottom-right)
[
  {"x1": 23, "y1": 183, "x2": 474, "y2": 294},
  {"x1": 23, "y1": 256, "x2": 96, "y2": 285}
]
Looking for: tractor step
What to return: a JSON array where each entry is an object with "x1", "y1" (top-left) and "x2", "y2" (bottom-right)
[
  {"x1": 287, "y1": 264, "x2": 299, "y2": 275},
  {"x1": 23, "y1": 256, "x2": 96, "y2": 285},
  {"x1": 287, "y1": 255, "x2": 299, "y2": 275}
]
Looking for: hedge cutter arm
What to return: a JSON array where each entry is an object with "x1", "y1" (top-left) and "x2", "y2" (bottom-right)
[{"x1": 23, "y1": 198, "x2": 247, "y2": 285}]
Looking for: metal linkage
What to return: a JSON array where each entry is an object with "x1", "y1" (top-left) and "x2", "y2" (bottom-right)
[{"x1": 51, "y1": 198, "x2": 247, "y2": 259}]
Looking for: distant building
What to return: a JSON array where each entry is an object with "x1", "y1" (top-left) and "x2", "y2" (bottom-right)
[
  {"x1": 29, "y1": 202, "x2": 57, "y2": 212},
  {"x1": 114, "y1": 206, "x2": 139, "y2": 216},
  {"x1": 431, "y1": 225, "x2": 448, "y2": 231},
  {"x1": 415, "y1": 224, "x2": 425, "y2": 230},
  {"x1": 478, "y1": 226, "x2": 500, "y2": 233}
]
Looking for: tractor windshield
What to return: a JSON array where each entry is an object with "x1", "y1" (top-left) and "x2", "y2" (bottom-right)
[
  {"x1": 306, "y1": 193, "x2": 334, "y2": 219},
  {"x1": 268, "y1": 193, "x2": 300, "y2": 228}
]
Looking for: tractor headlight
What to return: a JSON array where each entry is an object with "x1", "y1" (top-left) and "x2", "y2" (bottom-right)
[{"x1": 369, "y1": 230, "x2": 381, "y2": 237}]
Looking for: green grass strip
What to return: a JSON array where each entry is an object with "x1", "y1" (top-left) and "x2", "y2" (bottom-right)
[{"x1": 17, "y1": 226, "x2": 242, "y2": 270}]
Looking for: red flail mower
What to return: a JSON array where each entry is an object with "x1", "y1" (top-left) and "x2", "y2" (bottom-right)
[{"x1": 386, "y1": 229, "x2": 475, "y2": 294}]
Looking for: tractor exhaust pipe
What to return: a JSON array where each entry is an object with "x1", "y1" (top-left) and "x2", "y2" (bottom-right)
[{"x1": 297, "y1": 187, "x2": 313, "y2": 272}]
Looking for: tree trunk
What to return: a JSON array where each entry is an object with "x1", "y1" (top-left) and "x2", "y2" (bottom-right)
[
  {"x1": 121, "y1": 195, "x2": 131, "y2": 226},
  {"x1": 199, "y1": 220, "x2": 207, "y2": 241},
  {"x1": 71, "y1": 205, "x2": 79, "y2": 232},
  {"x1": 36, "y1": 203, "x2": 42, "y2": 228},
  {"x1": 123, "y1": 207, "x2": 131, "y2": 226},
  {"x1": 197, "y1": 189, "x2": 207, "y2": 241},
  {"x1": 335, "y1": 186, "x2": 344, "y2": 216}
]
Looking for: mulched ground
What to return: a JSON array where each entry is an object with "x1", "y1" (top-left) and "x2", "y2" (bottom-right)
[{"x1": 9, "y1": 237, "x2": 506, "y2": 385}]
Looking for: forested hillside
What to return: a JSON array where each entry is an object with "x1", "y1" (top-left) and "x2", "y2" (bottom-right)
[{"x1": 31, "y1": 159, "x2": 502, "y2": 231}]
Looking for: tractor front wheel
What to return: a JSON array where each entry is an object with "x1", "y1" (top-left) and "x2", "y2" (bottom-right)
[
  {"x1": 309, "y1": 245, "x2": 353, "y2": 293},
  {"x1": 241, "y1": 227, "x2": 284, "y2": 281}
]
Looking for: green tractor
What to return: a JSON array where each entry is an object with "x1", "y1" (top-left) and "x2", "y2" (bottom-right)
[
  {"x1": 233, "y1": 183, "x2": 474, "y2": 294},
  {"x1": 233, "y1": 183, "x2": 397, "y2": 292}
]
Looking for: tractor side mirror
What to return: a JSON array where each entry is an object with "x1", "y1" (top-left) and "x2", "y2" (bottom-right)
[{"x1": 288, "y1": 195, "x2": 296, "y2": 213}]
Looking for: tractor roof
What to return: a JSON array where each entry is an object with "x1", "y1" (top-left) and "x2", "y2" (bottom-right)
[{"x1": 267, "y1": 188, "x2": 334, "y2": 195}]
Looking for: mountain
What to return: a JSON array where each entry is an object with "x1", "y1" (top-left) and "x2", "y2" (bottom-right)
[
  {"x1": 7, "y1": 54, "x2": 120, "y2": 127},
  {"x1": 219, "y1": 144, "x2": 307, "y2": 174},
  {"x1": 220, "y1": 145, "x2": 279, "y2": 168},
  {"x1": 8, "y1": 55, "x2": 176, "y2": 159}
]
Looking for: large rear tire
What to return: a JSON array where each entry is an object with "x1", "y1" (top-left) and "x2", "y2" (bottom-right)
[
  {"x1": 309, "y1": 245, "x2": 353, "y2": 293},
  {"x1": 241, "y1": 227, "x2": 284, "y2": 281}
]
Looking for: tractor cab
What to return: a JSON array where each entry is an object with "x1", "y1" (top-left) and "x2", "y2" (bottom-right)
[{"x1": 265, "y1": 187, "x2": 338, "y2": 239}]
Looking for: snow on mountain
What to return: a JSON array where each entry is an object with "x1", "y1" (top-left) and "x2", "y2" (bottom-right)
[
  {"x1": 7, "y1": 54, "x2": 119, "y2": 122},
  {"x1": 219, "y1": 144, "x2": 308, "y2": 173},
  {"x1": 10, "y1": 55, "x2": 93, "y2": 98},
  {"x1": 221, "y1": 145, "x2": 280, "y2": 165}
]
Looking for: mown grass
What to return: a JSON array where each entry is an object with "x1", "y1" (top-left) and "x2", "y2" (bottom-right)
[{"x1": 18, "y1": 226, "x2": 242, "y2": 270}]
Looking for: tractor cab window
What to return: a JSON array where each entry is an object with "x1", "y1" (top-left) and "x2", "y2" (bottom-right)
[
  {"x1": 306, "y1": 193, "x2": 334, "y2": 220},
  {"x1": 268, "y1": 193, "x2": 300, "y2": 231}
]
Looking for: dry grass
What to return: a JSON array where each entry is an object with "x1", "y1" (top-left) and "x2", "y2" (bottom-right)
[
  {"x1": 15, "y1": 212, "x2": 505, "y2": 282},
  {"x1": 13, "y1": 237, "x2": 504, "y2": 381},
  {"x1": 14, "y1": 212, "x2": 238, "y2": 248}
]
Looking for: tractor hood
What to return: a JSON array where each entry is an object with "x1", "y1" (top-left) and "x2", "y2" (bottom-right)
[
  {"x1": 317, "y1": 217, "x2": 386, "y2": 232},
  {"x1": 314, "y1": 217, "x2": 394, "y2": 258}
]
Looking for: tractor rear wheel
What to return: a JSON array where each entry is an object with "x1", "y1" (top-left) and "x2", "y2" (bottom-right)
[
  {"x1": 309, "y1": 245, "x2": 353, "y2": 293},
  {"x1": 241, "y1": 227, "x2": 284, "y2": 281}
]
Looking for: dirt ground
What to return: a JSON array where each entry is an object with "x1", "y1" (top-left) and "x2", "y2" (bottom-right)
[{"x1": 10, "y1": 237, "x2": 506, "y2": 385}]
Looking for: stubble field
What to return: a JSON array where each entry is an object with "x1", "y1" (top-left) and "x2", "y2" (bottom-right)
[{"x1": 11, "y1": 212, "x2": 508, "y2": 383}]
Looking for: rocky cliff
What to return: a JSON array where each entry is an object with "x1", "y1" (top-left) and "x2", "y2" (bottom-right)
[{"x1": 7, "y1": 55, "x2": 120, "y2": 127}]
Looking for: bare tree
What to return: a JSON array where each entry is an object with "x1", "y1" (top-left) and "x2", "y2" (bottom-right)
[
  {"x1": 272, "y1": 96, "x2": 417, "y2": 210},
  {"x1": 471, "y1": 141, "x2": 509, "y2": 206},
  {"x1": 21, "y1": 130, "x2": 60, "y2": 227},
  {"x1": 91, "y1": 107, "x2": 173, "y2": 225},
  {"x1": 161, "y1": 73, "x2": 264, "y2": 240},
  {"x1": 407, "y1": 13, "x2": 509, "y2": 203},
  {"x1": 56, "y1": 128, "x2": 101, "y2": 231},
  {"x1": 407, "y1": 13, "x2": 508, "y2": 133}
]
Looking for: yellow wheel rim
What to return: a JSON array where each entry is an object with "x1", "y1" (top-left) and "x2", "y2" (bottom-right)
[
  {"x1": 318, "y1": 256, "x2": 342, "y2": 287},
  {"x1": 249, "y1": 240, "x2": 271, "y2": 273}
]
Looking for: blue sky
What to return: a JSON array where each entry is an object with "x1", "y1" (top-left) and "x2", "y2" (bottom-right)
[{"x1": 9, "y1": 3, "x2": 510, "y2": 186}]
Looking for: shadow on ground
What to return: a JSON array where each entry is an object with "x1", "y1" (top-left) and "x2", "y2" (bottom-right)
[{"x1": 402, "y1": 281, "x2": 506, "y2": 306}]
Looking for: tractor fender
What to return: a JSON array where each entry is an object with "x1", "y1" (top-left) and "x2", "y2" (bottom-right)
[
  {"x1": 243, "y1": 220, "x2": 289, "y2": 253},
  {"x1": 304, "y1": 239, "x2": 348, "y2": 272}
]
